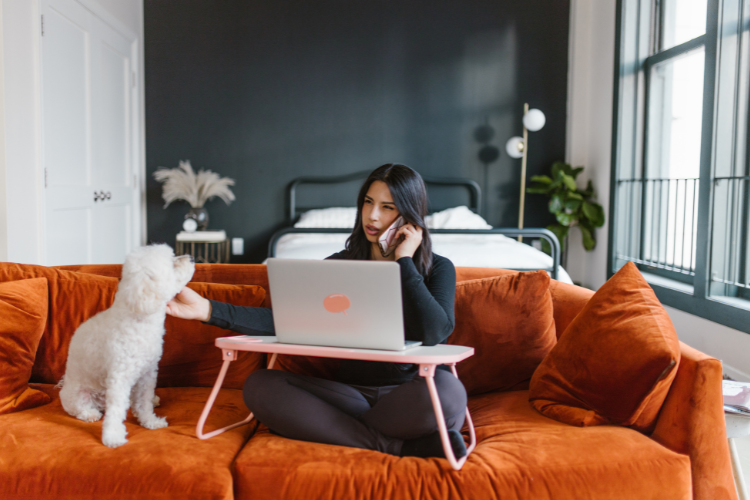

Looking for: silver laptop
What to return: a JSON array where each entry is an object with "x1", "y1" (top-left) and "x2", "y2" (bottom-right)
[{"x1": 266, "y1": 258, "x2": 422, "y2": 351}]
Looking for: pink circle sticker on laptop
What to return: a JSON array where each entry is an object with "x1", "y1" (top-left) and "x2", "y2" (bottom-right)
[{"x1": 324, "y1": 294, "x2": 350, "y2": 315}]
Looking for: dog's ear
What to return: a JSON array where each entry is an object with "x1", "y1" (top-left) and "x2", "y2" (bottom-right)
[{"x1": 120, "y1": 270, "x2": 162, "y2": 316}]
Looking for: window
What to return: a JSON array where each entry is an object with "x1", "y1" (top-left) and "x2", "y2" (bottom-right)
[{"x1": 611, "y1": 0, "x2": 750, "y2": 332}]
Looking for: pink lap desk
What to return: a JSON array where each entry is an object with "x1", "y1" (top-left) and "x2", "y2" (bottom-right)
[{"x1": 196, "y1": 335, "x2": 476, "y2": 471}]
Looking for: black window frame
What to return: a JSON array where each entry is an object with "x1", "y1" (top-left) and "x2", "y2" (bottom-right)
[{"x1": 609, "y1": 0, "x2": 750, "y2": 333}]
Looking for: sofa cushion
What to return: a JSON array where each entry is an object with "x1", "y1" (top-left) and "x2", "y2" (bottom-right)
[
  {"x1": 0, "y1": 264, "x2": 120, "y2": 385},
  {"x1": 231, "y1": 389, "x2": 691, "y2": 500},
  {"x1": 0, "y1": 383, "x2": 255, "y2": 500},
  {"x1": 529, "y1": 262, "x2": 681, "y2": 433},
  {"x1": 0, "y1": 263, "x2": 266, "y2": 389},
  {"x1": 448, "y1": 271, "x2": 556, "y2": 396},
  {"x1": 454, "y1": 267, "x2": 595, "y2": 338},
  {"x1": 0, "y1": 278, "x2": 51, "y2": 415},
  {"x1": 56, "y1": 263, "x2": 274, "y2": 306},
  {"x1": 64, "y1": 264, "x2": 596, "y2": 338},
  {"x1": 161, "y1": 282, "x2": 266, "y2": 389}
]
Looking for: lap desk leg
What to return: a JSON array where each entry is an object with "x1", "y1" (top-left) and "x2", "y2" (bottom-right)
[
  {"x1": 196, "y1": 348, "x2": 476, "y2": 471},
  {"x1": 195, "y1": 350, "x2": 278, "y2": 440},
  {"x1": 419, "y1": 363, "x2": 477, "y2": 471}
]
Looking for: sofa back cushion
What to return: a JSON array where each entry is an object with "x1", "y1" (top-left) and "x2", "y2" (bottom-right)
[
  {"x1": 529, "y1": 262, "x2": 681, "y2": 433},
  {"x1": 0, "y1": 263, "x2": 266, "y2": 389},
  {"x1": 62, "y1": 264, "x2": 596, "y2": 335},
  {"x1": 160, "y1": 282, "x2": 266, "y2": 388},
  {"x1": 455, "y1": 267, "x2": 594, "y2": 338},
  {"x1": 448, "y1": 271, "x2": 556, "y2": 396},
  {"x1": 59, "y1": 263, "x2": 594, "y2": 388},
  {"x1": 0, "y1": 264, "x2": 122, "y2": 384},
  {"x1": 56, "y1": 263, "x2": 273, "y2": 307},
  {"x1": 0, "y1": 278, "x2": 52, "y2": 414}
]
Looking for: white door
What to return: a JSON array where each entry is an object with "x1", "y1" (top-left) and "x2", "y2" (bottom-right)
[{"x1": 41, "y1": 0, "x2": 138, "y2": 266}]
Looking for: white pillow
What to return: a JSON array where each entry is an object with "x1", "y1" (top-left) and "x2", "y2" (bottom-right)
[
  {"x1": 426, "y1": 206, "x2": 492, "y2": 230},
  {"x1": 294, "y1": 207, "x2": 358, "y2": 228},
  {"x1": 294, "y1": 205, "x2": 492, "y2": 230}
]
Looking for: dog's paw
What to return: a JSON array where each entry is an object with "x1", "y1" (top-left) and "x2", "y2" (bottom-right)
[
  {"x1": 76, "y1": 408, "x2": 103, "y2": 423},
  {"x1": 102, "y1": 430, "x2": 128, "y2": 448},
  {"x1": 152, "y1": 395, "x2": 160, "y2": 408},
  {"x1": 140, "y1": 415, "x2": 168, "y2": 430}
]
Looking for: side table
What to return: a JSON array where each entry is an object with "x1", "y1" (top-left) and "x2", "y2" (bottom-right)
[
  {"x1": 176, "y1": 230, "x2": 230, "y2": 263},
  {"x1": 196, "y1": 336, "x2": 477, "y2": 471}
]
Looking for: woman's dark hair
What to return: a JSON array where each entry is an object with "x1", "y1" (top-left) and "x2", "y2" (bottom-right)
[{"x1": 345, "y1": 163, "x2": 433, "y2": 276}]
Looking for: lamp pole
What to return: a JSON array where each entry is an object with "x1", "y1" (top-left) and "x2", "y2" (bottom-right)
[
  {"x1": 517, "y1": 103, "x2": 529, "y2": 242},
  {"x1": 506, "y1": 103, "x2": 544, "y2": 243}
]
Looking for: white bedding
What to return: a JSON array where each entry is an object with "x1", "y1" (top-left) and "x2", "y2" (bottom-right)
[{"x1": 267, "y1": 232, "x2": 574, "y2": 284}]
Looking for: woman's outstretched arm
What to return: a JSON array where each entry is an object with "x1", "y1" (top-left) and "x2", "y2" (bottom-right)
[
  {"x1": 166, "y1": 286, "x2": 275, "y2": 335},
  {"x1": 205, "y1": 300, "x2": 275, "y2": 336}
]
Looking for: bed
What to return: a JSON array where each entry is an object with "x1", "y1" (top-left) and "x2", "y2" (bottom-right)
[{"x1": 266, "y1": 170, "x2": 572, "y2": 284}]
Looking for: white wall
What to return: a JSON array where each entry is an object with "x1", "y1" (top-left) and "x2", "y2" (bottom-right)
[
  {"x1": 0, "y1": 1, "x2": 6, "y2": 262},
  {"x1": 565, "y1": 0, "x2": 750, "y2": 378},
  {"x1": 565, "y1": 0, "x2": 616, "y2": 291},
  {"x1": 1, "y1": 0, "x2": 44, "y2": 264},
  {"x1": 0, "y1": 0, "x2": 145, "y2": 264}
]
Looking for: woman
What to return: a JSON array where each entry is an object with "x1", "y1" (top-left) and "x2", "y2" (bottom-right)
[{"x1": 166, "y1": 164, "x2": 467, "y2": 459}]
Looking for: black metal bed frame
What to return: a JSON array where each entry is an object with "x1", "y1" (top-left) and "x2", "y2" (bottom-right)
[
  {"x1": 270, "y1": 170, "x2": 561, "y2": 280},
  {"x1": 288, "y1": 169, "x2": 483, "y2": 220}
]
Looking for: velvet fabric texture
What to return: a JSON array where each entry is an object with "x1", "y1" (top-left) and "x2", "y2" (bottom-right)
[
  {"x1": 652, "y1": 343, "x2": 738, "y2": 500},
  {"x1": 57, "y1": 263, "x2": 273, "y2": 307},
  {"x1": 233, "y1": 389, "x2": 692, "y2": 500},
  {"x1": 160, "y1": 282, "x2": 266, "y2": 389},
  {"x1": 453, "y1": 267, "x2": 594, "y2": 338},
  {"x1": 0, "y1": 278, "x2": 51, "y2": 415},
  {"x1": 31, "y1": 263, "x2": 735, "y2": 500},
  {"x1": 448, "y1": 271, "x2": 556, "y2": 396},
  {"x1": 0, "y1": 263, "x2": 266, "y2": 389},
  {"x1": 529, "y1": 262, "x2": 681, "y2": 433},
  {"x1": 63, "y1": 264, "x2": 592, "y2": 334},
  {"x1": 0, "y1": 263, "x2": 120, "y2": 385},
  {"x1": 0, "y1": 383, "x2": 255, "y2": 500}
]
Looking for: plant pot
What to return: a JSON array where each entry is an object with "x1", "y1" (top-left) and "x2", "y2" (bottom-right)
[{"x1": 186, "y1": 207, "x2": 209, "y2": 230}]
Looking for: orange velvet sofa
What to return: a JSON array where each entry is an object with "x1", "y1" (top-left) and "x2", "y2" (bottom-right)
[{"x1": 0, "y1": 262, "x2": 738, "y2": 500}]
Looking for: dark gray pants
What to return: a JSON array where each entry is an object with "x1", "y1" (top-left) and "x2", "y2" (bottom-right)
[{"x1": 243, "y1": 369, "x2": 467, "y2": 456}]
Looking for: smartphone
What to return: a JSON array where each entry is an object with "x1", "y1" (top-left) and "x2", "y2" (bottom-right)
[{"x1": 379, "y1": 216, "x2": 407, "y2": 257}]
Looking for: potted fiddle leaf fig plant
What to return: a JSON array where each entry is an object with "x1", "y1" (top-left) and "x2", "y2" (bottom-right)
[{"x1": 526, "y1": 161, "x2": 605, "y2": 263}]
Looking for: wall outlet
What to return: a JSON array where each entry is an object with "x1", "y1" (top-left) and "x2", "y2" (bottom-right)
[{"x1": 232, "y1": 238, "x2": 244, "y2": 255}]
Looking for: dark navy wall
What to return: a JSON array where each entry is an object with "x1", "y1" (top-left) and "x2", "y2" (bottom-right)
[{"x1": 145, "y1": 0, "x2": 570, "y2": 262}]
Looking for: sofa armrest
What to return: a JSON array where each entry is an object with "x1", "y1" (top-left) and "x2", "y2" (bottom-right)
[{"x1": 651, "y1": 342, "x2": 737, "y2": 500}]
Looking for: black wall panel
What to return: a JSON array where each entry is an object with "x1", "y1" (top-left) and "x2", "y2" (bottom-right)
[{"x1": 145, "y1": 0, "x2": 570, "y2": 262}]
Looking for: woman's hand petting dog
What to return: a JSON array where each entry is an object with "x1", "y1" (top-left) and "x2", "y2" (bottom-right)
[{"x1": 167, "y1": 286, "x2": 212, "y2": 322}]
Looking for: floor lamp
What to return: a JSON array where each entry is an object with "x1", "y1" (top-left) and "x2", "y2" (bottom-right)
[{"x1": 505, "y1": 104, "x2": 546, "y2": 242}]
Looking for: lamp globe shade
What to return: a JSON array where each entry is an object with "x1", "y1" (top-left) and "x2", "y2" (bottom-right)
[
  {"x1": 505, "y1": 136, "x2": 525, "y2": 159},
  {"x1": 523, "y1": 109, "x2": 546, "y2": 132}
]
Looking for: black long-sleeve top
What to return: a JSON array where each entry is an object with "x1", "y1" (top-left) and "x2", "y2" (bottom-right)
[{"x1": 205, "y1": 251, "x2": 456, "y2": 386}]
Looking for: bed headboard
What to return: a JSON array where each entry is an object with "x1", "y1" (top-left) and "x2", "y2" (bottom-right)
[{"x1": 287, "y1": 170, "x2": 482, "y2": 223}]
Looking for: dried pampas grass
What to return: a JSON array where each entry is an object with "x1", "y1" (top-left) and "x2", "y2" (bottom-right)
[{"x1": 153, "y1": 160, "x2": 235, "y2": 208}]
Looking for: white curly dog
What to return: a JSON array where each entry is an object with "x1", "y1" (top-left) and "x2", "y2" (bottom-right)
[{"x1": 59, "y1": 244, "x2": 194, "y2": 448}]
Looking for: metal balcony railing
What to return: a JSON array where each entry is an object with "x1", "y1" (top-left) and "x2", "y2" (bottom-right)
[
  {"x1": 711, "y1": 176, "x2": 750, "y2": 292},
  {"x1": 614, "y1": 177, "x2": 700, "y2": 277}
]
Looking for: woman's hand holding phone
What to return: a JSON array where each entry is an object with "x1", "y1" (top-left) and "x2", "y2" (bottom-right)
[{"x1": 393, "y1": 223, "x2": 423, "y2": 260}]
